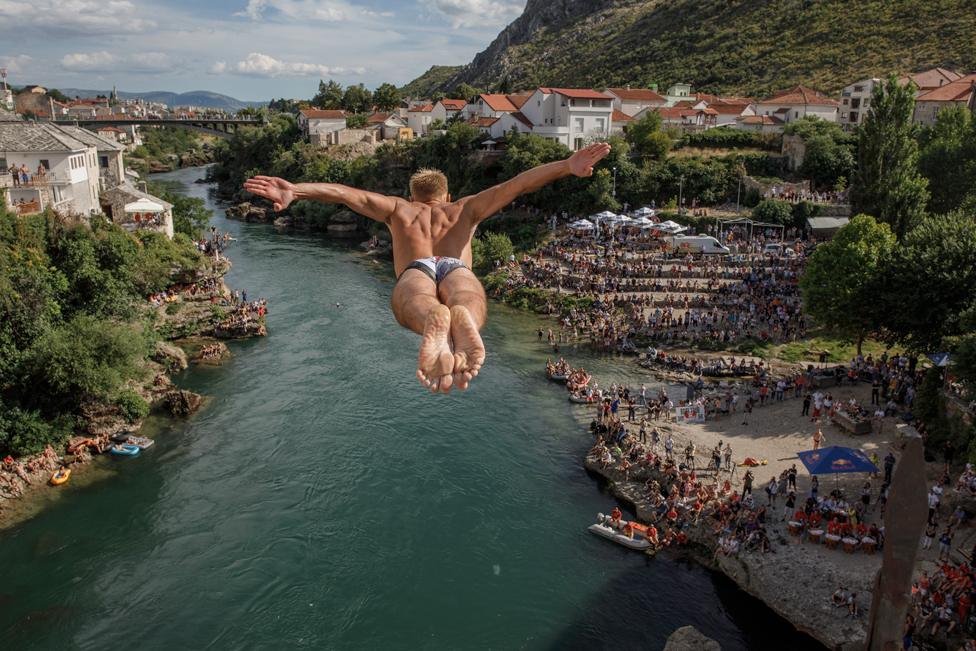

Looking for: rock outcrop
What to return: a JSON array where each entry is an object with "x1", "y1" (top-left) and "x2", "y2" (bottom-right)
[
  {"x1": 153, "y1": 341, "x2": 189, "y2": 372},
  {"x1": 326, "y1": 209, "x2": 363, "y2": 237},
  {"x1": 225, "y1": 202, "x2": 271, "y2": 222},
  {"x1": 664, "y1": 626, "x2": 721, "y2": 651},
  {"x1": 165, "y1": 389, "x2": 204, "y2": 417}
]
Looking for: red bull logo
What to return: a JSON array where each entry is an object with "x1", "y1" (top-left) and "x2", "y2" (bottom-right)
[{"x1": 832, "y1": 459, "x2": 854, "y2": 469}]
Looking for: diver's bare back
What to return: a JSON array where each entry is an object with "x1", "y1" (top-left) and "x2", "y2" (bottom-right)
[{"x1": 387, "y1": 199, "x2": 476, "y2": 276}]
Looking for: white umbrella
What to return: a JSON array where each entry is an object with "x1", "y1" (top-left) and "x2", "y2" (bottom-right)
[
  {"x1": 569, "y1": 219, "x2": 594, "y2": 230},
  {"x1": 616, "y1": 215, "x2": 634, "y2": 223},
  {"x1": 633, "y1": 216, "x2": 656, "y2": 227},
  {"x1": 633, "y1": 206, "x2": 655, "y2": 216},
  {"x1": 125, "y1": 198, "x2": 164, "y2": 213},
  {"x1": 593, "y1": 210, "x2": 618, "y2": 221}
]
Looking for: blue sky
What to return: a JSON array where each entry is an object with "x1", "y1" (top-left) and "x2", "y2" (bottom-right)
[{"x1": 0, "y1": 0, "x2": 527, "y2": 100}]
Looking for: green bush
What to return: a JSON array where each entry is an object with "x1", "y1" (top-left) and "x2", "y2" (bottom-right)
[
  {"x1": 116, "y1": 390, "x2": 150, "y2": 423},
  {"x1": 679, "y1": 127, "x2": 780, "y2": 151},
  {"x1": 751, "y1": 199, "x2": 794, "y2": 226},
  {"x1": 165, "y1": 302, "x2": 182, "y2": 315}
]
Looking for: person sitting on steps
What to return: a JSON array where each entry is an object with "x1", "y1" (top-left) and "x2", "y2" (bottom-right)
[{"x1": 243, "y1": 143, "x2": 611, "y2": 394}]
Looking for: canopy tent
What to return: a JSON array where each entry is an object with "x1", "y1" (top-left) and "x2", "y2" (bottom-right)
[
  {"x1": 633, "y1": 216, "x2": 656, "y2": 227},
  {"x1": 592, "y1": 210, "x2": 619, "y2": 221},
  {"x1": 568, "y1": 218, "x2": 595, "y2": 231},
  {"x1": 632, "y1": 206, "x2": 656, "y2": 217},
  {"x1": 124, "y1": 198, "x2": 164, "y2": 213},
  {"x1": 655, "y1": 220, "x2": 688, "y2": 234},
  {"x1": 927, "y1": 352, "x2": 951, "y2": 367},
  {"x1": 616, "y1": 215, "x2": 634, "y2": 224},
  {"x1": 796, "y1": 446, "x2": 878, "y2": 475}
]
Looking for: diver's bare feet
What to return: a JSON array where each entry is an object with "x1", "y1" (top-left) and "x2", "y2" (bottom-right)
[
  {"x1": 449, "y1": 305, "x2": 486, "y2": 390},
  {"x1": 416, "y1": 304, "x2": 455, "y2": 394}
]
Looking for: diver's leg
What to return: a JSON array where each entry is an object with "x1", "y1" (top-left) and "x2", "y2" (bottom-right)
[{"x1": 392, "y1": 269, "x2": 454, "y2": 393}]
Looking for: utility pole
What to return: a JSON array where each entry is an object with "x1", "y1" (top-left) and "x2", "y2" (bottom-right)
[
  {"x1": 612, "y1": 166, "x2": 617, "y2": 199},
  {"x1": 678, "y1": 175, "x2": 685, "y2": 216},
  {"x1": 736, "y1": 176, "x2": 742, "y2": 214}
]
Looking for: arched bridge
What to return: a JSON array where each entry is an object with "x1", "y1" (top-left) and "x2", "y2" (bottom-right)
[{"x1": 63, "y1": 117, "x2": 265, "y2": 138}]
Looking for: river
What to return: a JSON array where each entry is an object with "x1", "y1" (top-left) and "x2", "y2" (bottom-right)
[{"x1": 0, "y1": 166, "x2": 821, "y2": 650}]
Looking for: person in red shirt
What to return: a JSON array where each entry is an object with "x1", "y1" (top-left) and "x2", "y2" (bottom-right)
[
  {"x1": 610, "y1": 506, "x2": 622, "y2": 526},
  {"x1": 958, "y1": 592, "x2": 972, "y2": 621}
]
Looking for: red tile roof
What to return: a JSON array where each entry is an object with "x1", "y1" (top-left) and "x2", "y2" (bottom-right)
[
  {"x1": 540, "y1": 87, "x2": 611, "y2": 100},
  {"x1": 710, "y1": 103, "x2": 750, "y2": 115},
  {"x1": 468, "y1": 116, "x2": 499, "y2": 127},
  {"x1": 508, "y1": 93, "x2": 532, "y2": 109},
  {"x1": 611, "y1": 109, "x2": 633, "y2": 122},
  {"x1": 760, "y1": 85, "x2": 839, "y2": 106},
  {"x1": 916, "y1": 78, "x2": 976, "y2": 102},
  {"x1": 899, "y1": 67, "x2": 964, "y2": 91},
  {"x1": 606, "y1": 87, "x2": 666, "y2": 103},
  {"x1": 655, "y1": 107, "x2": 700, "y2": 119},
  {"x1": 479, "y1": 94, "x2": 518, "y2": 112},
  {"x1": 367, "y1": 112, "x2": 391, "y2": 123},
  {"x1": 510, "y1": 111, "x2": 533, "y2": 128},
  {"x1": 409, "y1": 104, "x2": 434, "y2": 112},
  {"x1": 739, "y1": 115, "x2": 784, "y2": 125},
  {"x1": 439, "y1": 99, "x2": 467, "y2": 110},
  {"x1": 300, "y1": 109, "x2": 347, "y2": 119}
]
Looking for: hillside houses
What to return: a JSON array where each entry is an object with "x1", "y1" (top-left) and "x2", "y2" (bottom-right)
[
  {"x1": 750, "y1": 86, "x2": 840, "y2": 127},
  {"x1": 912, "y1": 75, "x2": 976, "y2": 126},
  {"x1": 0, "y1": 118, "x2": 173, "y2": 237},
  {"x1": 298, "y1": 109, "x2": 347, "y2": 146}
]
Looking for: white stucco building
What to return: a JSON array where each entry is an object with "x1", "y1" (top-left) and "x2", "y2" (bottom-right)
[
  {"x1": 515, "y1": 87, "x2": 613, "y2": 150},
  {"x1": 839, "y1": 78, "x2": 882, "y2": 128},
  {"x1": 604, "y1": 87, "x2": 667, "y2": 117},
  {"x1": 297, "y1": 109, "x2": 347, "y2": 146},
  {"x1": 752, "y1": 86, "x2": 839, "y2": 129}
]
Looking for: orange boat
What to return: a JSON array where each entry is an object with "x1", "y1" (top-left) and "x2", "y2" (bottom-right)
[{"x1": 50, "y1": 468, "x2": 71, "y2": 486}]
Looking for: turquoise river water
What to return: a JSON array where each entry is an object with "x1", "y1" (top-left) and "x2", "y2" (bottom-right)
[{"x1": 0, "y1": 167, "x2": 821, "y2": 650}]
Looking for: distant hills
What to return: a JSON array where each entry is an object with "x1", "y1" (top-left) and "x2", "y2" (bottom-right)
[
  {"x1": 54, "y1": 88, "x2": 266, "y2": 111},
  {"x1": 404, "y1": 0, "x2": 976, "y2": 97}
]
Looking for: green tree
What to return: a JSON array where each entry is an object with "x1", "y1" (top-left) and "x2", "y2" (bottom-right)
[
  {"x1": 473, "y1": 232, "x2": 514, "y2": 274},
  {"x1": 852, "y1": 77, "x2": 929, "y2": 239},
  {"x1": 342, "y1": 85, "x2": 373, "y2": 114},
  {"x1": 312, "y1": 80, "x2": 344, "y2": 109},
  {"x1": 149, "y1": 182, "x2": 212, "y2": 238},
  {"x1": 882, "y1": 211, "x2": 976, "y2": 351},
  {"x1": 751, "y1": 199, "x2": 794, "y2": 225},
  {"x1": 947, "y1": 305, "x2": 976, "y2": 395},
  {"x1": 454, "y1": 83, "x2": 481, "y2": 102},
  {"x1": 799, "y1": 215, "x2": 895, "y2": 353},
  {"x1": 372, "y1": 82, "x2": 401, "y2": 112},
  {"x1": 625, "y1": 111, "x2": 671, "y2": 160},
  {"x1": 800, "y1": 134, "x2": 855, "y2": 189},
  {"x1": 918, "y1": 106, "x2": 976, "y2": 215}
]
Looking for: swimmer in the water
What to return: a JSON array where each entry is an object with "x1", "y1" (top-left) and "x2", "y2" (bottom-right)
[{"x1": 244, "y1": 143, "x2": 611, "y2": 394}]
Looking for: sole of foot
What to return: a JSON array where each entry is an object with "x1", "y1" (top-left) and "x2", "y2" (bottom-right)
[
  {"x1": 416, "y1": 304, "x2": 455, "y2": 394},
  {"x1": 449, "y1": 305, "x2": 486, "y2": 391}
]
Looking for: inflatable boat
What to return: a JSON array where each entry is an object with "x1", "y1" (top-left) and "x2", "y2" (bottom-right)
[
  {"x1": 126, "y1": 436, "x2": 154, "y2": 450},
  {"x1": 50, "y1": 468, "x2": 71, "y2": 485},
  {"x1": 569, "y1": 394, "x2": 595, "y2": 404},
  {"x1": 110, "y1": 444, "x2": 140, "y2": 457},
  {"x1": 587, "y1": 523, "x2": 651, "y2": 551},
  {"x1": 547, "y1": 372, "x2": 568, "y2": 382}
]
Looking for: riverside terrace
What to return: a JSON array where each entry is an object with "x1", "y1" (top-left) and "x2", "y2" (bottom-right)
[{"x1": 493, "y1": 227, "x2": 807, "y2": 351}]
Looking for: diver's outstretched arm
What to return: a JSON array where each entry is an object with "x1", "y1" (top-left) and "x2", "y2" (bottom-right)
[
  {"x1": 458, "y1": 142, "x2": 611, "y2": 224},
  {"x1": 244, "y1": 176, "x2": 398, "y2": 223}
]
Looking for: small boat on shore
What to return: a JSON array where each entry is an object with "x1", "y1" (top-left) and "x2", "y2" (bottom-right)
[
  {"x1": 110, "y1": 444, "x2": 140, "y2": 457},
  {"x1": 588, "y1": 522, "x2": 651, "y2": 551},
  {"x1": 569, "y1": 394, "x2": 595, "y2": 404},
  {"x1": 126, "y1": 436, "x2": 154, "y2": 450},
  {"x1": 587, "y1": 513, "x2": 651, "y2": 552},
  {"x1": 548, "y1": 372, "x2": 568, "y2": 382},
  {"x1": 110, "y1": 431, "x2": 135, "y2": 443},
  {"x1": 50, "y1": 468, "x2": 71, "y2": 486}
]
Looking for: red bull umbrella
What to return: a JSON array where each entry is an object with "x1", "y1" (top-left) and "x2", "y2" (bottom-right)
[{"x1": 796, "y1": 445, "x2": 878, "y2": 475}]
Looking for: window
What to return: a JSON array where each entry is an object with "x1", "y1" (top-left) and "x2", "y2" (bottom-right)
[
  {"x1": 39, "y1": 159, "x2": 49, "y2": 170},
  {"x1": 574, "y1": 117, "x2": 584, "y2": 133},
  {"x1": 794, "y1": 111, "x2": 799, "y2": 119},
  {"x1": 842, "y1": 98, "x2": 849, "y2": 105},
  {"x1": 99, "y1": 156, "x2": 109, "y2": 168},
  {"x1": 863, "y1": 98, "x2": 870, "y2": 107},
  {"x1": 595, "y1": 117, "x2": 606, "y2": 132},
  {"x1": 850, "y1": 98, "x2": 860, "y2": 109},
  {"x1": 854, "y1": 85, "x2": 864, "y2": 93},
  {"x1": 574, "y1": 137, "x2": 584, "y2": 150},
  {"x1": 850, "y1": 111, "x2": 859, "y2": 122},
  {"x1": 0, "y1": 157, "x2": 6, "y2": 170}
]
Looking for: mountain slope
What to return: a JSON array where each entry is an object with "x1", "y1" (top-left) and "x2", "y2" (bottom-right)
[
  {"x1": 55, "y1": 88, "x2": 265, "y2": 111},
  {"x1": 406, "y1": 0, "x2": 976, "y2": 97}
]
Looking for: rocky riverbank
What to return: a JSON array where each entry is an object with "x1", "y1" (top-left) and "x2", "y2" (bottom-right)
[
  {"x1": 0, "y1": 256, "x2": 265, "y2": 529},
  {"x1": 584, "y1": 450, "x2": 872, "y2": 650}
]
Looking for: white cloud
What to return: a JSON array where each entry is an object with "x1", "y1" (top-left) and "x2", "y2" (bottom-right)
[
  {"x1": 61, "y1": 50, "x2": 174, "y2": 73},
  {"x1": 0, "y1": 0, "x2": 156, "y2": 35},
  {"x1": 235, "y1": 0, "x2": 380, "y2": 22},
  {"x1": 421, "y1": 0, "x2": 525, "y2": 28},
  {"x1": 213, "y1": 52, "x2": 364, "y2": 78},
  {"x1": 0, "y1": 54, "x2": 32, "y2": 74}
]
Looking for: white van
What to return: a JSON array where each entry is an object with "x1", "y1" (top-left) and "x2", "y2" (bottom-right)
[
  {"x1": 669, "y1": 235, "x2": 730, "y2": 255},
  {"x1": 763, "y1": 243, "x2": 796, "y2": 257}
]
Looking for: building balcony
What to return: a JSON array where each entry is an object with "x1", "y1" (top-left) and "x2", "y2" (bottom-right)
[{"x1": 4, "y1": 172, "x2": 73, "y2": 187}]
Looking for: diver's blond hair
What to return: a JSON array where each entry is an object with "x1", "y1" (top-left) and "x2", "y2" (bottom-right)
[{"x1": 409, "y1": 168, "x2": 448, "y2": 201}]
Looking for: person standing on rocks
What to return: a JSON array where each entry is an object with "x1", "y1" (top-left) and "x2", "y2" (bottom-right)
[{"x1": 244, "y1": 143, "x2": 611, "y2": 394}]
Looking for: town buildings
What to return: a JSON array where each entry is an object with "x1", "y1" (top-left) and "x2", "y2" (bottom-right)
[
  {"x1": 839, "y1": 78, "x2": 882, "y2": 128},
  {"x1": 750, "y1": 85, "x2": 840, "y2": 127},
  {"x1": 0, "y1": 116, "x2": 173, "y2": 237},
  {"x1": 912, "y1": 75, "x2": 976, "y2": 126},
  {"x1": 297, "y1": 109, "x2": 347, "y2": 146}
]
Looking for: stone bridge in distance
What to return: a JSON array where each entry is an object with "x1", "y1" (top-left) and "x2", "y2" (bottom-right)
[{"x1": 61, "y1": 117, "x2": 265, "y2": 138}]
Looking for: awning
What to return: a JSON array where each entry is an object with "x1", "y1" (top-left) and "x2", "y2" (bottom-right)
[
  {"x1": 125, "y1": 198, "x2": 164, "y2": 213},
  {"x1": 796, "y1": 446, "x2": 878, "y2": 475}
]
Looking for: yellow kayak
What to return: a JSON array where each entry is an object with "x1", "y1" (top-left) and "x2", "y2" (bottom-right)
[{"x1": 50, "y1": 469, "x2": 71, "y2": 486}]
